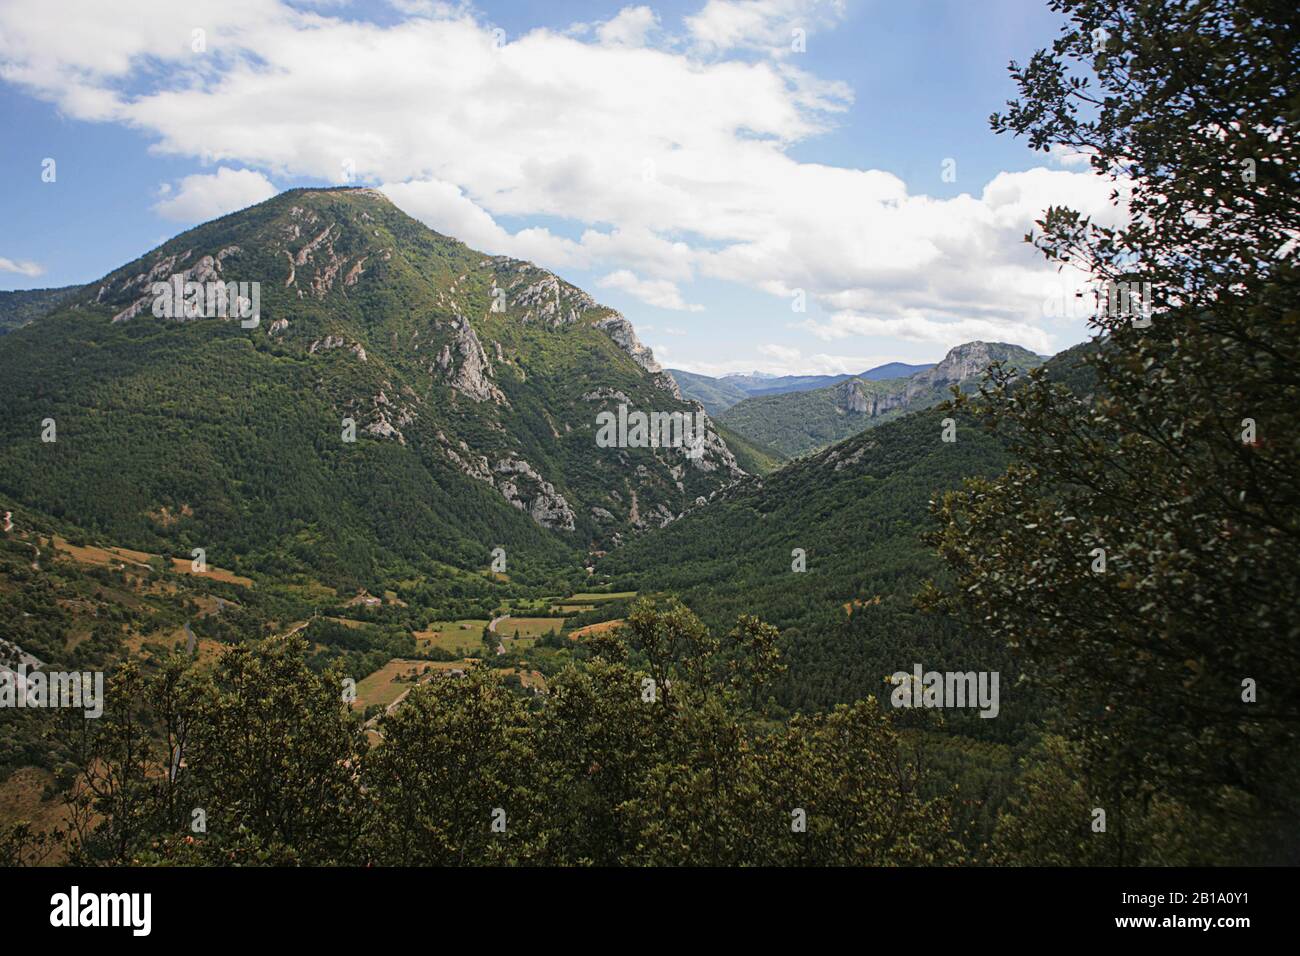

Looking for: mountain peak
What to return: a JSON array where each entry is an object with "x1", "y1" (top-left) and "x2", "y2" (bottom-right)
[{"x1": 920, "y1": 341, "x2": 1041, "y2": 388}]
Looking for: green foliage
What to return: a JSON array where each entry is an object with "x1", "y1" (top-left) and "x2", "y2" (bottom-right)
[
  {"x1": 667, "y1": 368, "x2": 751, "y2": 414},
  {"x1": 927, "y1": 0, "x2": 1300, "y2": 862},
  {"x1": 34, "y1": 603, "x2": 957, "y2": 866},
  {"x1": 0, "y1": 286, "x2": 79, "y2": 334},
  {"x1": 719, "y1": 344, "x2": 1042, "y2": 458},
  {"x1": 602, "y1": 405, "x2": 1027, "y2": 727},
  {"x1": 714, "y1": 422, "x2": 787, "y2": 475}
]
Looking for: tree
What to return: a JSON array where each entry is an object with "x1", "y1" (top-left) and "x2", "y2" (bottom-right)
[{"x1": 925, "y1": 0, "x2": 1300, "y2": 861}]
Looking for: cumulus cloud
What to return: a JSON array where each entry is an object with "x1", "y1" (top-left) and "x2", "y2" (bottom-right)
[
  {"x1": 153, "y1": 167, "x2": 278, "y2": 222},
  {"x1": 798, "y1": 311, "x2": 1055, "y2": 355},
  {"x1": 0, "y1": 0, "x2": 1128, "y2": 357},
  {"x1": 0, "y1": 256, "x2": 44, "y2": 277},
  {"x1": 598, "y1": 270, "x2": 704, "y2": 312},
  {"x1": 686, "y1": 0, "x2": 846, "y2": 55},
  {"x1": 597, "y1": 6, "x2": 659, "y2": 47},
  {"x1": 759, "y1": 343, "x2": 801, "y2": 362},
  {"x1": 674, "y1": 350, "x2": 909, "y2": 377}
]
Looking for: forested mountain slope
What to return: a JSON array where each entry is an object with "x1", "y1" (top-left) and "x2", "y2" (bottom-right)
[
  {"x1": 0, "y1": 188, "x2": 743, "y2": 590},
  {"x1": 603, "y1": 344, "x2": 1091, "y2": 723},
  {"x1": 0, "y1": 286, "x2": 80, "y2": 333},
  {"x1": 718, "y1": 342, "x2": 1043, "y2": 457}
]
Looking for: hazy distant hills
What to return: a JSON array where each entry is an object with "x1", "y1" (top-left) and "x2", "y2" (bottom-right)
[
  {"x1": 715, "y1": 342, "x2": 1044, "y2": 457},
  {"x1": 669, "y1": 361, "x2": 935, "y2": 414}
]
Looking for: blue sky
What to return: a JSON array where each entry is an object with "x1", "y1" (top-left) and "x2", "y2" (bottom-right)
[{"x1": 0, "y1": 0, "x2": 1118, "y2": 375}]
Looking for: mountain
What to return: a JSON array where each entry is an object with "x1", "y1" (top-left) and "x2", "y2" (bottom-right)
[
  {"x1": 713, "y1": 422, "x2": 788, "y2": 475},
  {"x1": 669, "y1": 361, "x2": 936, "y2": 414},
  {"x1": 717, "y1": 342, "x2": 1044, "y2": 457},
  {"x1": 0, "y1": 285, "x2": 80, "y2": 333},
  {"x1": 718, "y1": 371, "x2": 853, "y2": 396},
  {"x1": 601, "y1": 403, "x2": 1013, "y2": 719},
  {"x1": 601, "y1": 344, "x2": 1090, "y2": 718},
  {"x1": 665, "y1": 367, "x2": 750, "y2": 414},
  {"x1": 858, "y1": 361, "x2": 933, "y2": 381},
  {"x1": 0, "y1": 187, "x2": 743, "y2": 590}
]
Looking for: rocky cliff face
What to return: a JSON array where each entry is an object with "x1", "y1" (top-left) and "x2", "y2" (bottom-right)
[
  {"x1": 834, "y1": 342, "x2": 1042, "y2": 419},
  {"x1": 836, "y1": 380, "x2": 909, "y2": 418},
  {"x1": 905, "y1": 341, "x2": 1042, "y2": 399},
  {"x1": 719, "y1": 338, "x2": 1046, "y2": 457},
  {"x1": 596, "y1": 315, "x2": 683, "y2": 398},
  {"x1": 435, "y1": 314, "x2": 506, "y2": 404}
]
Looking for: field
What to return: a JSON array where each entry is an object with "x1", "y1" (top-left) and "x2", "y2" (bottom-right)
[
  {"x1": 414, "y1": 619, "x2": 489, "y2": 654},
  {"x1": 50, "y1": 535, "x2": 254, "y2": 586},
  {"x1": 0, "y1": 767, "x2": 75, "y2": 864},
  {"x1": 558, "y1": 591, "x2": 636, "y2": 604},
  {"x1": 496, "y1": 617, "x2": 565, "y2": 644},
  {"x1": 124, "y1": 624, "x2": 225, "y2": 668},
  {"x1": 568, "y1": 619, "x2": 625, "y2": 639},
  {"x1": 352, "y1": 658, "x2": 476, "y2": 710}
]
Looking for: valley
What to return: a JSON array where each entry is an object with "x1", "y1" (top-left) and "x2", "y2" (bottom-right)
[{"x1": 0, "y1": 188, "x2": 1044, "y2": 862}]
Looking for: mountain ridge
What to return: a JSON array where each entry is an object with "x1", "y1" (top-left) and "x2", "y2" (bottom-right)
[
  {"x1": 0, "y1": 187, "x2": 744, "y2": 588},
  {"x1": 716, "y1": 342, "x2": 1044, "y2": 457},
  {"x1": 669, "y1": 360, "x2": 936, "y2": 414}
]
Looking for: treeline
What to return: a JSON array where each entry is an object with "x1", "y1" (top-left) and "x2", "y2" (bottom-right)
[
  {"x1": 6, "y1": 601, "x2": 954, "y2": 866},
  {"x1": 6, "y1": 599, "x2": 1271, "y2": 867}
]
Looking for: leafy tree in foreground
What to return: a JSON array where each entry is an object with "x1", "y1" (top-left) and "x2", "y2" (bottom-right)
[
  {"x1": 924, "y1": 0, "x2": 1300, "y2": 862},
  {"x1": 42, "y1": 601, "x2": 954, "y2": 866}
]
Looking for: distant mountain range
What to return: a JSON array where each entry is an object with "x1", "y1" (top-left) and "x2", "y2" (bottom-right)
[
  {"x1": 713, "y1": 342, "x2": 1045, "y2": 458},
  {"x1": 669, "y1": 361, "x2": 935, "y2": 414}
]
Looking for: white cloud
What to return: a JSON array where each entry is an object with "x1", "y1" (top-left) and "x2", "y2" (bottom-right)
[
  {"x1": 673, "y1": 350, "x2": 909, "y2": 377},
  {"x1": 598, "y1": 269, "x2": 704, "y2": 312},
  {"x1": 153, "y1": 167, "x2": 278, "y2": 222},
  {"x1": 686, "y1": 0, "x2": 846, "y2": 55},
  {"x1": 0, "y1": 0, "x2": 1129, "y2": 357},
  {"x1": 798, "y1": 311, "x2": 1055, "y2": 355},
  {"x1": 0, "y1": 256, "x2": 44, "y2": 277},
  {"x1": 1049, "y1": 143, "x2": 1096, "y2": 168},
  {"x1": 597, "y1": 6, "x2": 659, "y2": 47},
  {"x1": 759, "y1": 343, "x2": 801, "y2": 362}
]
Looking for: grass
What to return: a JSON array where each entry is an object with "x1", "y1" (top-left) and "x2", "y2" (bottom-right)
[
  {"x1": 50, "y1": 534, "x2": 254, "y2": 587},
  {"x1": 414, "y1": 619, "x2": 489, "y2": 654},
  {"x1": 352, "y1": 658, "x2": 475, "y2": 710},
  {"x1": 0, "y1": 767, "x2": 75, "y2": 864},
  {"x1": 568, "y1": 619, "x2": 625, "y2": 639},
  {"x1": 552, "y1": 591, "x2": 636, "y2": 605},
  {"x1": 497, "y1": 617, "x2": 565, "y2": 644}
]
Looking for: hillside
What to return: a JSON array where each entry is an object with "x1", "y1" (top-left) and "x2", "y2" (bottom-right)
[
  {"x1": 718, "y1": 342, "x2": 1043, "y2": 457},
  {"x1": 601, "y1": 404, "x2": 1011, "y2": 720},
  {"x1": 602, "y1": 344, "x2": 1088, "y2": 718},
  {"x1": 0, "y1": 286, "x2": 80, "y2": 333},
  {"x1": 665, "y1": 368, "x2": 750, "y2": 414},
  {"x1": 0, "y1": 188, "x2": 743, "y2": 591},
  {"x1": 670, "y1": 360, "x2": 936, "y2": 414},
  {"x1": 713, "y1": 423, "x2": 788, "y2": 475}
]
